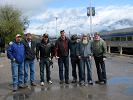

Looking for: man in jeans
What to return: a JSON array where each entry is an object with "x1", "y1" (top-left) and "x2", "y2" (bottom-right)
[
  {"x1": 7, "y1": 34, "x2": 25, "y2": 91},
  {"x1": 70, "y1": 34, "x2": 82, "y2": 84},
  {"x1": 36, "y1": 33, "x2": 54, "y2": 86},
  {"x1": 23, "y1": 33, "x2": 36, "y2": 86},
  {"x1": 55, "y1": 30, "x2": 70, "y2": 84},
  {"x1": 91, "y1": 32, "x2": 107, "y2": 84},
  {"x1": 77, "y1": 34, "x2": 93, "y2": 85}
]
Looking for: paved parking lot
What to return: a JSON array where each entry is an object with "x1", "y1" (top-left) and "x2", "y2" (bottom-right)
[{"x1": 0, "y1": 54, "x2": 133, "y2": 100}]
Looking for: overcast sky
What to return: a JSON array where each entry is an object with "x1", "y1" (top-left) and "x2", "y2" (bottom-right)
[{"x1": 0, "y1": 0, "x2": 133, "y2": 36}]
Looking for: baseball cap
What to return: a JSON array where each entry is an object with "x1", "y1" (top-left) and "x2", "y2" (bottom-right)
[{"x1": 16, "y1": 34, "x2": 21, "y2": 38}]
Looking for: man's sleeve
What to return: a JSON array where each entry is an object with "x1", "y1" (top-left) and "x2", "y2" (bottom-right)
[
  {"x1": 7, "y1": 44, "x2": 14, "y2": 60},
  {"x1": 102, "y1": 40, "x2": 107, "y2": 58}
]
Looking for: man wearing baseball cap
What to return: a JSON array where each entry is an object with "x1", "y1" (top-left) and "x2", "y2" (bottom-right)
[{"x1": 7, "y1": 34, "x2": 25, "y2": 91}]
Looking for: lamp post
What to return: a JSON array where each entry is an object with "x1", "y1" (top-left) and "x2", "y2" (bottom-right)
[{"x1": 87, "y1": 0, "x2": 95, "y2": 39}]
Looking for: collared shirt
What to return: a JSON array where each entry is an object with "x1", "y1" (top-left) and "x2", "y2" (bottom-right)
[{"x1": 28, "y1": 41, "x2": 31, "y2": 48}]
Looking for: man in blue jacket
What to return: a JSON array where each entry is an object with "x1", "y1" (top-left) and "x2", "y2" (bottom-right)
[{"x1": 7, "y1": 34, "x2": 25, "y2": 92}]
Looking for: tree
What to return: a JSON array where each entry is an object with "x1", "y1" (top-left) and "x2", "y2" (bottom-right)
[{"x1": 0, "y1": 5, "x2": 29, "y2": 43}]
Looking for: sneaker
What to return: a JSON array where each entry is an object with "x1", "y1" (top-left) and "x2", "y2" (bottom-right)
[
  {"x1": 48, "y1": 80, "x2": 52, "y2": 84},
  {"x1": 41, "y1": 82, "x2": 44, "y2": 86},
  {"x1": 88, "y1": 80, "x2": 93, "y2": 85},
  {"x1": 13, "y1": 87, "x2": 18, "y2": 92},
  {"x1": 18, "y1": 84, "x2": 25, "y2": 89},
  {"x1": 31, "y1": 82, "x2": 36, "y2": 86},
  {"x1": 79, "y1": 81, "x2": 85, "y2": 86}
]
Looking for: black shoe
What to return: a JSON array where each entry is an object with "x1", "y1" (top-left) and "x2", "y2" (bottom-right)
[
  {"x1": 60, "y1": 80, "x2": 64, "y2": 84},
  {"x1": 13, "y1": 89, "x2": 17, "y2": 92},
  {"x1": 31, "y1": 82, "x2": 36, "y2": 86},
  {"x1": 71, "y1": 79, "x2": 77, "y2": 83},
  {"x1": 24, "y1": 83, "x2": 28, "y2": 87},
  {"x1": 95, "y1": 81, "x2": 106, "y2": 85},
  {"x1": 65, "y1": 80, "x2": 70, "y2": 84}
]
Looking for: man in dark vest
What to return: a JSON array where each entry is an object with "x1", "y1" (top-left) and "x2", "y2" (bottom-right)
[{"x1": 23, "y1": 33, "x2": 36, "y2": 86}]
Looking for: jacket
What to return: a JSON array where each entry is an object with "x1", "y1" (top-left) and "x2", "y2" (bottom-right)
[
  {"x1": 55, "y1": 37, "x2": 70, "y2": 57},
  {"x1": 91, "y1": 38, "x2": 107, "y2": 57},
  {"x1": 36, "y1": 39, "x2": 54, "y2": 60},
  {"x1": 69, "y1": 40, "x2": 79, "y2": 58},
  {"x1": 76, "y1": 40, "x2": 92, "y2": 57},
  {"x1": 23, "y1": 39, "x2": 36, "y2": 60},
  {"x1": 7, "y1": 41, "x2": 25, "y2": 63}
]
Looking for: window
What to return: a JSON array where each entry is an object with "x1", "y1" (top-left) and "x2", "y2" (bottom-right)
[
  {"x1": 127, "y1": 36, "x2": 132, "y2": 41},
  {"x1": 115, "y1": 37, "x2": 120, "y2": 41},
  {"x1": 121, "y1": 37, "x2": 126, "y2": 41}
]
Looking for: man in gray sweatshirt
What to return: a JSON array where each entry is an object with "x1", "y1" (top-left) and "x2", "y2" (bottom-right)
[{"x1": 77, "y1": 34, "x2": 93, "y2": 85}]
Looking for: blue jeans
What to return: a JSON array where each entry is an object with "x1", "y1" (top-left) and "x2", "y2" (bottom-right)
[
  {"x1": 58, "y1": 56, "x2": 69, "y2": 81},
  {"x1": 11, "y1": 61, "x2": 24, "y2": 88},
  {"x1": 80, "y1": 58, "x2": 92, "y2": 82},
  {"x1": 39, "y1": 58, "x2": 51, "y2": 82},
  {"x1": 24, "y1": 60, "x2": 35, "y2": 83}
]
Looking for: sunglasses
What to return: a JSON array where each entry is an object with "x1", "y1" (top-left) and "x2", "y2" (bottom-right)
[{"x1": 44, "y1": 36, "x2": 48, "y2": 38}]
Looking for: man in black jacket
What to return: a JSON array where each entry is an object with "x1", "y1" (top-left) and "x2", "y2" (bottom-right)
[
  {"x1": 36, "y1": 33, "x2": 54, "y2": 86},
  {"x1": 70, "y1": 34, "x2": 82, "y2": 84},
  {"x1": 23, "y1": 33, "x2": 36, "y2": 86}
]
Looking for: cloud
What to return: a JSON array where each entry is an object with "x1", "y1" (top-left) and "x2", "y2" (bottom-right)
[
  {"x1": 0, "y1": 0, "x2": 53, "y2": 16},
  {"x1": 26, "y1": 5, "x2": 133, "y2": 36},
  {"x1": 1, "y1": 1, "x2": 133, "y2": 36}
]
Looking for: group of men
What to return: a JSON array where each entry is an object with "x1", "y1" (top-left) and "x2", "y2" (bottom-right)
[{"x1": 7, "y1": 30, "x2": 107, "y2": 92}]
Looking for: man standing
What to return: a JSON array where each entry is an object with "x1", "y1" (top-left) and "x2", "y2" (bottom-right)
[
  {"x1": 7, "y1": 34, "x2": 25, "y2": 91},
  {"x1": 55, "y1": 30, "x2": 70, "y2": 84},
  {"x1": 77, "y1": 34, "x2": 93, "y2": 85},
  {"x1": 36, "y1": 33, "x2": 54, "y2": 86},
  {"x1": 91, "y1": 32, "x2": 107, "y2": 84},
  {"x1": 70, "y1": 34, "x2": 82, "y2": 84},
  {"x1": 23, "y1": 33, "x2": 36, "y2": 86}
]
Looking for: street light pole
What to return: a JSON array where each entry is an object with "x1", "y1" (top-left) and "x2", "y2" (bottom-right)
[
  {"x1": 89, "y1": 0, "x2": 93, "y2": 36},
  {"x1": 87, "y1": 0, "x2": 95, "y2": 40}
]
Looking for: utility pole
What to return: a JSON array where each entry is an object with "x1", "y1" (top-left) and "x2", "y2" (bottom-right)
[{"x1": 87, "y1": 0, "x2": 95, "y2": 39}]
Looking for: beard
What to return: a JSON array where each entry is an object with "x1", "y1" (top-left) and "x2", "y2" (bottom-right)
[{"x1": 82, "y1": 39, "x2": 88, "y2": 44}]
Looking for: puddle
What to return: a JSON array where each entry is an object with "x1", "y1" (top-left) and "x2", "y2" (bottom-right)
[
  {"x1": 108, "y1": 77, "x2": 133, "y2": 85},
  {"x1": 123, "y1": 87, "x2": 133, "y2": 96}
]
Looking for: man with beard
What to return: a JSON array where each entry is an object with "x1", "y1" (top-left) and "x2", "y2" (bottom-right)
[{"x1": 77, "y1": 34, "x2": 93, "y2": 85}]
